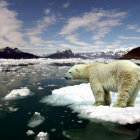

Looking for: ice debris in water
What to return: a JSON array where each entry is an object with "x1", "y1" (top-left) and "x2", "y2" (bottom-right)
[
  {"x1": 51, "y1": 128, "x2": 56, "y2": 132},
  {"x1": 27, "y1": 112, "x2": 45, "y2": 128},
  {"x1": 35, "y1": 132, "x2": 49, "y2": 140},
  {"x1": 41, "y1": 83, "x2": 140, "y2": 125},
  {"x1": 38, "y1": 86, "x2": 44, "y2": 90},
  {"x1": 8, "y1": 107, "x2": 19, "y2": 112},
  {"x1": 4, "y1": 87, "x2": 33, "y2": 100},
  {"x1": 26, "y1": 130, "x2": 35, "y2": 136}
]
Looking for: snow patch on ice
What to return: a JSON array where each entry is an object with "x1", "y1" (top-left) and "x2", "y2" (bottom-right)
[
  {"x1": 3, "y1": 87, "x2": 33, "y2": 100},
  {"x1": 41, "y1": 83, "x2": 140, "y2": 124},
  {"x1": 27, "y1": 112, "x2": 45, "y2": 128}
]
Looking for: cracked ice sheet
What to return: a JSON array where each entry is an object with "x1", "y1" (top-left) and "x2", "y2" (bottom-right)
[{"x1": 41, "y1": 83, "x2": 140, "y2": 125}]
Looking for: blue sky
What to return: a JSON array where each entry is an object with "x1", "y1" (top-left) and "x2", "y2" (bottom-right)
[{"x1": 0, "y1": 0, "x2": 140, "y2": 54}]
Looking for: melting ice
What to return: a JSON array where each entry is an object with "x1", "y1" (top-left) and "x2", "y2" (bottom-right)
[
  {"x1": 35, "y1": 132, "x2": 49, "y2": 140},
  {"x1": 27, "y1": 112, "x2": 45, "y2": 128},
  {"x1": 41, "y1": 83, "x2": 140, "y2": 125},
  {"x1": 4, "y1": 87, "x2": 33, "y2": 100}
]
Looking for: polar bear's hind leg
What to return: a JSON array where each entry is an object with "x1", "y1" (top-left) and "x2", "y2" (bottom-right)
[
  {"x1": 104, "y1": 90, "x2": 111, "y2": 106},
  {"x1": 114, "y1": 72, "x2": 138, "y2": 107},
  {"x1": 127, "y1": 84, "x2": 140, "y2": 107}
]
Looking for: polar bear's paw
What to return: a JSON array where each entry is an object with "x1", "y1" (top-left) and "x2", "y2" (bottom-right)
[
  {"x1": 113, "y1": 103, "x2": 126, "y2": 108},
  {"x1": 92, "y1": 101, "x2": 104, "y2": 106}
]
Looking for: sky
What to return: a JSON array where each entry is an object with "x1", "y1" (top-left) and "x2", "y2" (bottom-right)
[{"x1": 0, "y1": 0, "x2": 140, "y2": 54}]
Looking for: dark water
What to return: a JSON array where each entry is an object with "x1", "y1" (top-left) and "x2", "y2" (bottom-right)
[{"x1": 0, "y1": 62, "x2": 140, "y2": 140}]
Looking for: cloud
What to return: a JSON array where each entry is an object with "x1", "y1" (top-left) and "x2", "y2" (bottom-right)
[
  {"x1": 92, "y1": 27, "x2": 110, "y2": 40},
  {"x1": 26, "y1": 15, "x2": 56, "y2": 36},
  {"x1": 65, "y1": 34, "x2": 89, "y2": 46},
  {"x1": 127, "y1": 24, "x2": 137, "y2": 30},
  {"x1": 45, "y1": 8, "x2": 51, "y2": 15},
  {"x1": 59, "y1": 9, "x2": 127, "y2": 41},
  {"x1": 119, "y1": 35, "x2": 140, "y2": 40},
  {"x1": 63, "y1": 2, "x2": 70, "y2": 8},
  {"x1": 94, "y1": 40, "x2": 106, "y2": 45},
  {"x1": 106, "y1": 40, "x2": 121, "y2": 49},
  {"x1": 127, "y1": 24, "x2": 140, "y2": 33},
  {"x1": 0, "y1": 0, "x2": 27, "y2": 48},
  {"x1": 0, "y1": 1, "x2": 56, "y2": 49},
  {"x1": 26, "y1": 9, "x2": 56, "y2": 46},
  {"x1": 136, "y1": 28, "x2": 140, "y2": 32}
]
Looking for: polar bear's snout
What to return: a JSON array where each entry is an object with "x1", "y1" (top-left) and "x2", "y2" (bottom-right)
[{"x1": 65, "y1": 72, "x2": 72, "y2": 80}]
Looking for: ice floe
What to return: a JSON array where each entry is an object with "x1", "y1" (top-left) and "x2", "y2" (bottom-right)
[
  {"x1": 26, "y1": 130, "x2": 35, "y2": 136},
  {"x1": 41, "y1": 83, "x2": 140, "y2": 124},
  {"x1": 35, "y1": 132, "x2": 49, "y2": 140},
  {"x1": 4, "y1": 87, "x2": 33, "y2": 100},
  {"x1": 27, "y1": 112, "x2": 45, "y2": 128}
]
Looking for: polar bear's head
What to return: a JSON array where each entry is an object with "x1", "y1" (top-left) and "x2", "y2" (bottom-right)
[{"x1": 65, "y1": 64, "x2": 88, "y2": 81}]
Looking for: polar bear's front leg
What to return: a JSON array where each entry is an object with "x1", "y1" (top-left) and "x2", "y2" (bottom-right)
[{"x1": 89, "y1": 80, "x2": 105, "y2": 106}]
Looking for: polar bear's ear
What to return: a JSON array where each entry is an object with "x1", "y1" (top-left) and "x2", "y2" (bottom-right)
[{"x1": 76, "y1": 68, "x2": 79, "y2": 72}]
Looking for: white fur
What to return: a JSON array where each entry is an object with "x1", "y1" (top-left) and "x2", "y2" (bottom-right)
[{"x1": 65, "y1": 60, "x2": 140, "y2": 107}]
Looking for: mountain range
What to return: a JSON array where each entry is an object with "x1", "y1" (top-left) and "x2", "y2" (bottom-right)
[
  {"x1": 0, "y1": 46, "x2": 139, "y2": 59},
  {"x1": 78, "y1": 48, "x2": 132, "y2": 59},
  {"x1": 46, "y1": 49, "x2": 87, "y2": 59},
  {"x1": 0, "y1": 47, "x2": 38, "y2": 59}
]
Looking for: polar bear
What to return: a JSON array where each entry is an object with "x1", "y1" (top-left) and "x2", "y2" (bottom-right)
[{"x1": 65, "y1": 60, "x2": 140, "y2": 107}]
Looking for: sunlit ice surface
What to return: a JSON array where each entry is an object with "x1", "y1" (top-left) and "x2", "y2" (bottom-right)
[{"x1": 41, "y1": 83, "x2": 140, "y2": 125}]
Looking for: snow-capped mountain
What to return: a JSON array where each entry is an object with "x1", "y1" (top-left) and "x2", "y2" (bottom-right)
[
  {"x1": 78, "y1": 47, "x2": 133, "y2": 59},
  {"x1": 46, "y1": 49, "x2": 87, "y2": 59}
]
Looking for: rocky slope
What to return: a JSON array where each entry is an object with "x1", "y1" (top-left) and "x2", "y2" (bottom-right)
[{"x1": 119, "y1": 47, "x2": 140, "y2": 59}]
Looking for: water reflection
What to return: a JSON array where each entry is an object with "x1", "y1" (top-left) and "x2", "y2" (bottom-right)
[{"x1": 63, "y1": 122, "x2": 139, "y2": 140}]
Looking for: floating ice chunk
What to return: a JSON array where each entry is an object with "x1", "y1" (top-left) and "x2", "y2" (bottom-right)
[
  {"x1": 26, "y1": 130, "x2": 35, "y2": 136},
  {"x1": 27, "y1": 112, "x2": 45, "y2": 128},
  {"x1": 41, "y1": 83, "x2": 140, "y2": 124},
  {"x1": 8, "y1": 107, "x2": 19, "y2": 112},
  {"x1": 4, "y1": 87, "x2": 33, "y2": 100},
  {"x1": 38, "y1": 86, "x2": 44, "y2": 90},
  {"x1": 77, "y1": 120, "x2": 83, "y2": 123},
  {"x1": 51, "y1": 128, "x2": 56, "y2": 132},
  {"x1": 47, "y1": 84, "x2": 57, "y2": 87},
  {"x1": 35, "y1": 132, "x2": 49, "y2": 140},
  {"x1": 34, "y1": 112, "x2": 40, "y2": 116}
]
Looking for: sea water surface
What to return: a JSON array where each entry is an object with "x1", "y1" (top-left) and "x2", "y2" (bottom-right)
[{"x1": 0, "y1": 58, "x2": 140, "y2": 140}]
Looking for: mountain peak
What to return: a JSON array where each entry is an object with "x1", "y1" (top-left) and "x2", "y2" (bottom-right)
[
  {"x1": 0, "y1": 47, "x2": 38, "y2": 59},
  {"x1": 47, "y1": 49, "x2": 87, "y2": 59}
]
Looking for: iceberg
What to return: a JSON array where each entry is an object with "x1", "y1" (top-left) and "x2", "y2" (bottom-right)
[
  {"x1": 41, "y1": 83, "x2": 140, "y2": 124},
  {"x1": 3, "y1": 87, "x2": 33, "y2": 100}
]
